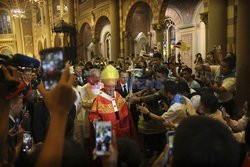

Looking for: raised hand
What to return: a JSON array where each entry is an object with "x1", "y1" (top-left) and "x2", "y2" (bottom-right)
[
  {"x1": 136, "y1": 105, "x2": 149, "y2": 114},
  {"x1": 37, "y1": 64, "x2": 76, "y2": 115},
  {"x1": 93, "y1": 131, "x2": 118, "y2": 167},
  {"x1": 35, "y1": 64, "x2": 76, "y2": 167},
  {"x1": 1, "y1": 66, "x2": 20, "y2": 82}
]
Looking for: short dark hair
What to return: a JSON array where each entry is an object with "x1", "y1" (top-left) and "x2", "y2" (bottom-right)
[
  {"x1": 173, "y1": 116, "x2": 241, "y2": 167},
  {"x1": 117, "y1": 137, "x2": 142, "y2": 167},
  {"x1": 153, "y1": 53, "x2": 162, "y2": 59},
  {"x1": 200, "y1": 93, "x2": 219, "y2": 113},
  {"x1": 156, "y1": 66, "x2": 169, "y2": 77},
  {"x1": 163, "y1": 80, "x2": 177, "y2": 95},
  {"x1": 182, "y1": 67, "x2": 192, "y2": 74},
  {"x1": 177, "y1": 80, "x2": 190, "y2": 95},
  {"x1": 222, "y1": 55, "x2": 236, "y2": 70},
  {"x1": 119, "y1": 69, "x2": 127, "y2": 74}
]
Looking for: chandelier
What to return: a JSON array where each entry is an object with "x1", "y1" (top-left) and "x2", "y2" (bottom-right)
[
  {"x1": 26, "y1": 0, "x2": 44, "y2": 4},
  {"x1": 11, "y1": 8, "x2": 26, "y2": 18}
]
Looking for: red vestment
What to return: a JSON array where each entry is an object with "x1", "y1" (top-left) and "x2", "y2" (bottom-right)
[{"x1": 89, "y1": 90, "x2": 135, "y2": 138}]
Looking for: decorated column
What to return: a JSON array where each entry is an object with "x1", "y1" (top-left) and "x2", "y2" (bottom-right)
[
  {"x1": 207, "y1": 0, "x2": 227, "y2": 55},
  {"x1": 153, "y1": 23, "x2": 164, "y2": 55},
  {"x1": 44, "y1": 0, "x2": 52, "y2": 47},
  {"x1": 123, "y1": 31, "x2": 131, "y2": 58},
  {"x1": 110, "y1": 0, "x2": 120, "y2": 60},
  {"x1": 236, "y1": 0, "x2": 250, "y2": 107}
]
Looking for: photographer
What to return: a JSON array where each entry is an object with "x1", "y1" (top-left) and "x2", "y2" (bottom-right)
[{"x1": 195, "y1": 55, "x2": 236, "y2": 117}]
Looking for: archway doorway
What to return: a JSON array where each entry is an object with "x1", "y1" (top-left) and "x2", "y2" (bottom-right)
[
  {"x1": 104, "y1": 32, "x2": 111, "y2": 60},
  {"x1": 126, "y1": 2, "x2": 153, "y2": 57},
  {"x1": 162, "y1": 0, "x2": 205, "y2": 68},
  {"x1": 95, "y1": 16, "x2": 111, "y2": 59},
  {"x1": 79, "y1": 23, "x2": 92, "y2": 61},
  {"x1": 163, "y1": 8, "x2": 182, "y2": 60}
]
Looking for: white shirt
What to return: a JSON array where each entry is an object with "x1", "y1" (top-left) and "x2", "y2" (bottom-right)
[
  {"x1": 9, "y1": 115, "x2": 15, "y2": 123},
  {"x1": 73, "y1": 86, "x2": 82, "y2": 110},
  {"x1": 120, "y1": 83, "x2": 128, "y2": 92}
]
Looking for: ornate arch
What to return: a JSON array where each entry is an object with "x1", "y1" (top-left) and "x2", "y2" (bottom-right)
[
  {"x1": 79, "y1": 22, "x2": 92, "y2": 44},
  {"x1": 78, "y1": 22, "x2": 92, "y2": 60},
  {"x1": 0, "y1": 45, "x2": 14, "y2": 55},
  {"x1": 123, "y1": 0, "x2": 155, "y2": 32},
  {"x1": 94, "y1": 16, "x2": 110, "y2": 40},
  {"x1": 79, "y1": 22, "x2": 92, "y2": 36},
  {"x1": 157, "y1": 0, "x2": 169, "y2": 25},
  {"x1": 78, "y1": 17, "x2": 92, "y2": 32},
  {"x1": 165, "y1": 6, "x2": 183, "y2": 27},
  {"x1": 103, "y1": 32, "x2": 111, "y2": 59},
  {"x1": 93, "y1": 6, "x2": 110, "y2": 29},
  {"x1": 192, "y1": 1, "x2": 205, "y2": 24}
]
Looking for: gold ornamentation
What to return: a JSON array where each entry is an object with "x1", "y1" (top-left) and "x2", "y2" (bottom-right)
[{"x1": 91, "y1": 94, "x2": 126, "y2": 114}]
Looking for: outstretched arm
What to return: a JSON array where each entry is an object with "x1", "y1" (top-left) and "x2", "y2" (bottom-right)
[
  {"x1": 137, "y1": 105, "x2": 164, "y2": 122},
  {"x1": 36, "y1": 64, "x2": 76, "y2": 167}
]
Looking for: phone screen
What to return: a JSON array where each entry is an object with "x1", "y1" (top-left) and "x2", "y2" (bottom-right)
[
  {"x1": 95, "y1": 121, "x2": 112, "y2": 156},
  {"x1": 40, "y1": 48, "x2": 64, "y2": 90},
  {"x1": 167, "y1": 131, "x2": 175, "y2": 149},
  {"x1": 165, "y1": 131, "x2": 175, "y2": 163},
  {"x1": 23, "y1": 132, "x2": 32, "y2": 152}
]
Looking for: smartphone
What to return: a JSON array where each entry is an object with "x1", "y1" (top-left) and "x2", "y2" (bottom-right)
[
  {"x1": 40, "y1": 48, "x2": 64, "y2": 90},
  {"x1": 95, "y1": 121, "x2": 112, "y2": 156},
  {"x1": 166, "y1": 130, "x2": 175, "y2": 160},
  {"x1": 23, "y1": 131, "x2": 32, "y2": 152}
]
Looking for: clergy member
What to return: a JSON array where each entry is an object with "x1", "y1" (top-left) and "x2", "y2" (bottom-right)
[{"x1": 89, "y1": 65, "x2": 135, "y2": 138}]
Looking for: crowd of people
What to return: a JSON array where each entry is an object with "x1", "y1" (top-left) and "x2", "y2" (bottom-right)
[{"x1": 0, "y1": 46, "x2": 250, "y2": 167}]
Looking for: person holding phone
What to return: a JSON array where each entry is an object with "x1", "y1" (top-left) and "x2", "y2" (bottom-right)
[
  {"x1": 152, "y1": 116, "x2": 241, "y2": 167},
  {"x1": 195, "y1": 55, "x2": 236, "y2": 117}
]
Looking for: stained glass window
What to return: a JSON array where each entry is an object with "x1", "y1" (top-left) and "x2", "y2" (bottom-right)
[{"x1": 0, "y1": 10, "x2": 12, "y2": 34}]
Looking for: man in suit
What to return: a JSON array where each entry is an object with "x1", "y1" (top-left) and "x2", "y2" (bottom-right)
[{"x1": 116, "y1": 70, "x2": 129, "y2": 98}]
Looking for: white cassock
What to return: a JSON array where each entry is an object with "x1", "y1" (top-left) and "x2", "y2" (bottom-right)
[{"x1": 74, "y1": 82, "x2": 104, "y2": 140}]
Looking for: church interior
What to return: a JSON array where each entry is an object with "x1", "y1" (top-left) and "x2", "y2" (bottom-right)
[
  {"x1": 1, "y1": 0, "x2": 249, "y2": 103},
  {"x1": 1, "y1": 0, "x2": 250, "y2": 166}
]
